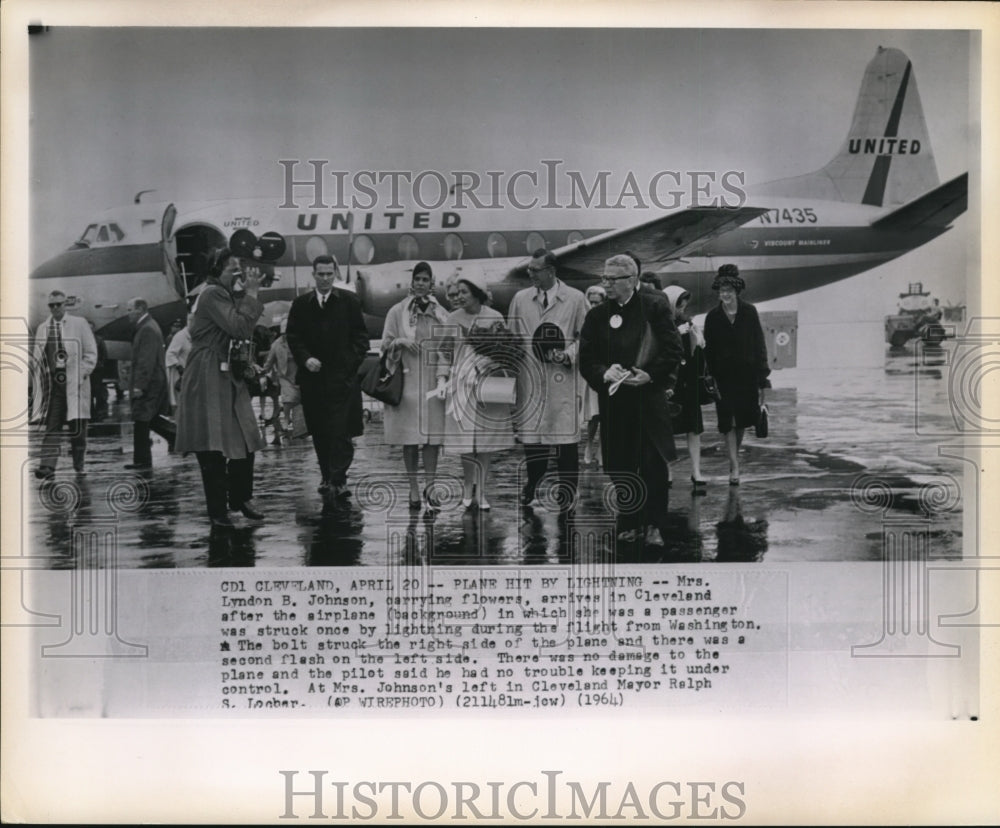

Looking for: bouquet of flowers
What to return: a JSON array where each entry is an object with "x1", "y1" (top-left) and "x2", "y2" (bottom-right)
[{"x1": 466, "y1": 321, "x2": 524, "y2": 372}]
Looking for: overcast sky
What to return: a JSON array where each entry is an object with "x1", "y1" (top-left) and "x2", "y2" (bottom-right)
[{"x1": 26, "y1": 27, "x2": 976, "y2": 362}]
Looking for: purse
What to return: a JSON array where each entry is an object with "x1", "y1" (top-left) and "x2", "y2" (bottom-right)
[
  {"x1": 360, "y1": 353, "x2": 403, "y2": 405},
  {"x1": 474, "y1": 374, "x2": 516, "y2": 405},
  {"x1": 755, "y1": 403, "x2": 769, "y2": 438},
  {"x1": 700, "y1": 373, "x2": 721, "y2": 404}
]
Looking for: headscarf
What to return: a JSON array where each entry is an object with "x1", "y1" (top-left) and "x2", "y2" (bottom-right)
[{"x1": 662, "y1": 285, "x2": 705, "y2": 348}]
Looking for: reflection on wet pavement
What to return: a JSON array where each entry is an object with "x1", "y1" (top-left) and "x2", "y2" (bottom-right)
[{"x1": 27, "y1": 344, "x2": 965, "y2": 566}]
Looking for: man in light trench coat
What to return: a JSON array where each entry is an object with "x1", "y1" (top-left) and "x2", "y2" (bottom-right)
[
  {"x1": 31, "y1": 290, "x2": 98, "y2": 478},
  {"x1": 508, "y1": 249, "x2": 590, "y2": 514}
]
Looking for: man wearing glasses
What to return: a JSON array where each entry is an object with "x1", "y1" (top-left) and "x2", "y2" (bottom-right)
[
  {"x1": 579, "y1": 255, "x2": 682, "y2": 546},
  {"x1": 508, "y1": 249, "x2": 590, "y2": 514},
  {"x1": 30, "y1": 290, "x2": 98, "y2": 479}
]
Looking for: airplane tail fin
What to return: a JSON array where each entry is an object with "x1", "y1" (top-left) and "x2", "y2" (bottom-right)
[{"x1": 754, "y1": 46, "x2": 940, "y2": 207}]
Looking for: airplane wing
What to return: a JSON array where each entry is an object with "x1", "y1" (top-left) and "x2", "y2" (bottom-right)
[
  {"x1": 871, "y1": 173, "x2": 968, "y2": 230},
  {"x1": 541, "y1": 206, "x2": 769, "y2": 275}
]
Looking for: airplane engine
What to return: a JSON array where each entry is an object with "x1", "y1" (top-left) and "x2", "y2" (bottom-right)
[{"x1": 354, "y1": 259, "x2": 524, "y2": 337}]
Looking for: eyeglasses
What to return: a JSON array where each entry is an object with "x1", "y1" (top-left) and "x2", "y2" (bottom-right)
[
  {"x1": 48, "y1": 302, "x2": 64, "y2": 309},
  {"x1": 600, "y1": 274, "x2": 632, "y2": 283}
]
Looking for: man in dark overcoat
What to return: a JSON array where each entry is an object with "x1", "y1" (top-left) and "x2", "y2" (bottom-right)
[
  {"x1": 126, "y1": 297, "x2": 174, "y2": 469},
  {"x1": 286, "y1": 256, "x2": 369, "y2": 503},
  {"x1": 579, "y1": 254, "x2": 683, "y2": 545}
]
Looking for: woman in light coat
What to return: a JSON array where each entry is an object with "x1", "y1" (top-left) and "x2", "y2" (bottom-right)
[
  {"x1": 436, "y1": 271, "x2": 515, "y2": 509},
  {"x1": 381, "y1": 262, "x2": 450, "y2": 510}
]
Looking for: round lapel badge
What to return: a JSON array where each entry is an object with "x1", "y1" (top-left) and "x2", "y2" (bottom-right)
[{"x1": 610, "y1": 314, "x2": 623, "y2": 329}]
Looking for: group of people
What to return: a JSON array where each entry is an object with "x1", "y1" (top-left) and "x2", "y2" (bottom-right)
[
  {"x1": 32, "y1": 250, "x2": 770, "y2": 542},
  {"x1": 371, "y1": 251, "x2": 770, "y2": 545}
]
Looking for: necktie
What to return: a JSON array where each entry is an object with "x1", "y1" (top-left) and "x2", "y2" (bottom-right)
[{"x1": 540, "y1": 291, "x2": 548, "y2": 310}]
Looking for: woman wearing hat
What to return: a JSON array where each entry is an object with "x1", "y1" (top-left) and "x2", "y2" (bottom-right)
[
  {"x1": 381, "y1": 261, "x2": 450, "y2": 510},
  {"x1": 175, "y1": 247, "x2": 266, "y2": 527},
  {"x1": 703, "y1": 264, "x2": 770, "y2": 485},
  {"x1": 663, "y1": 285, "x2": 707, "y2": 490},
  {"x1": 436, "y1": 270, "x2": 515, "y2": 510}
]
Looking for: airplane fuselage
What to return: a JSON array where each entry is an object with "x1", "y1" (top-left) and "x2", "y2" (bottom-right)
[{"x1": 28, "y1": 194, "x2": 949, "y2": 353}]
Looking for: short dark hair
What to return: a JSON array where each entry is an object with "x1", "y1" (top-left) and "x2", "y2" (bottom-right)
[
  {"x1": 207, "y1": 247, "x2": 235, "y2": 278},
  {"x1": 312, "y1": 255, "x2": 338, "y2": 271},
  {"x1": 530, "y1": 249, "x2": 557, "y2": 268}
]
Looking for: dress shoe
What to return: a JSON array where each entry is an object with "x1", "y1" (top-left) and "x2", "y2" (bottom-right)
[
  {"x1": 210, "y1": 514, "x2": 236, "y2": 529},
  {"x1": 237, "y1": 500, "x2": 265, "y2": 521},
  {"x1": 34, "y1": 466, "x2": 55, "y2": 481},
  {"x1": 124, "y1": 462, "x2": 152, "y2": 470},
  {"x1": 646, "y1": 527, "x2": 664, "y2": 546},
  {"x1": 617, "y1": 528, "x2": 640, "y2": 543},
  {"x1": 409, "y1": 498, "x2": 423, "y2": 511},
  {"x1": 335, "y1": 485, "x2": 351, "y2": 500},
  {"x1": 318, "y1": 482, "x2": 331, "y2": 495}
]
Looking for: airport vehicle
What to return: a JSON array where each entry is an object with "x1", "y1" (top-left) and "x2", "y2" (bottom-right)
[
  {"x1": 884, "y1": 281, "x2": 949, "y2": 347},
  {"x1": 29, "y1": 46, "x2": 968, "y2": 359}
]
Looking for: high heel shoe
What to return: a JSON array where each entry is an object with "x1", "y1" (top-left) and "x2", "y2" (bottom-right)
[{"x1": 479, "y1": 497, "x2": 491, "y2": 511}]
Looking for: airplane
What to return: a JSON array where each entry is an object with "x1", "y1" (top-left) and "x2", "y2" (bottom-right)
[{"x1": 28, "y1": 46, "x2": 968, "y2": 360}]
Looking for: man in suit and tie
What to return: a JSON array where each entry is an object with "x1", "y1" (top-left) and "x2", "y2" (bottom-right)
[
  {"x1": 31, "y1": 290, "x2": 98, "y2": 479},
  {"x1": 126, "y1": 297, "x2": 175, "y2": 469},
  {"x1": 508, "y1": 249, "x2": 589, "y2": 514},
  {"x1": 286, "y1": 256, "x2": 370, "y2": 504}
]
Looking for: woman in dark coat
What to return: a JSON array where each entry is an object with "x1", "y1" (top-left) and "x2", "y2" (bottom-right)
[
  {"x1": 175, "y1": 248, "x2": 266, "y2": 527},
  {"x1": 663, "y1": 285, "x2": 707, "y2": 490},
  {"x1": 703, "y1": 264, "x2": 770, "y2": 485}
]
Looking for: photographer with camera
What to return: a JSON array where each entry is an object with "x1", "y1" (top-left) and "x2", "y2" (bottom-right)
[
  {"x1": 175, "y1": 248, "x2": 266, "y2": 528},
  {"x1": 31, "y1": 290, "x2": 98, "y2": 479}
]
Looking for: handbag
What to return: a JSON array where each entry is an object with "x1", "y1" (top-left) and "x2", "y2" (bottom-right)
[
  {"x1": 360, "y1": 353, "x2": 403, "y2": 406},
  {"x1": 474, "y1": 373, "x2": 516, "y2": 405},
  {"x1": 755, "y1": 403, "x2": 769, "y2": 438},
  {"x1": 700, "y1": 372, "x2": 721, "y2": 404}
]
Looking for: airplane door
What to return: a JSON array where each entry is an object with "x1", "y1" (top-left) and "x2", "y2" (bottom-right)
[{"x1": 161, "y1": 203, "x2": 186, "y2": 298}]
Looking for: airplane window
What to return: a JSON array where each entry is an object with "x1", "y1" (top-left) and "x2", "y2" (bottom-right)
[
  {"x1": 109, "y1": 223, "x2": 125, "y2": 241},
  {"x1": 79, "y1": 224, "x2": 99, "y2": 245},
  {"x1": 526, "y1": 232, "x2": 546, "y2": 253},
  {"x1": 487, "y1": 232, "x2": 508, "y2": 258},
  {"x1": 443, "y1": 233, "x2": 464, "y2": 260},
  {"x1": 306, "y1": 235, "x2": 329, "y2": 263},
  {"x1": 97, "y1": 226, "x2": 110, "y2": 243},
  {"x1": 567, "y1": 230, "x2": 584, "y2": 245},
  {"x1": 352, "y1": 234, "x2": 375, "y2": 264},
  {"x1": 397, "y1": 234, "x2": 419, "y2": 259}
]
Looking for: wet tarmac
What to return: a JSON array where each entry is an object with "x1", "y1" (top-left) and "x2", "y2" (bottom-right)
[{"x1": 24, "y1": 343, "x2": 965, "y2": 567}]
